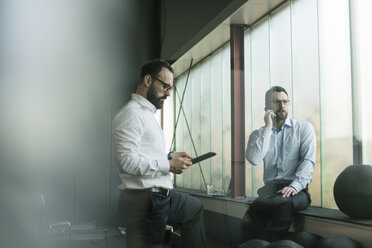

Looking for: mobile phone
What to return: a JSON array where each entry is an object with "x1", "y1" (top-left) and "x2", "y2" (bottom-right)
[{"x1": 191, "y1": 152, "x2": 216, "y2": 164}]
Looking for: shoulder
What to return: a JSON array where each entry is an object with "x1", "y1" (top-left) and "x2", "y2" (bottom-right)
[
  {"x1": 290, "y1": 119, "x2": 315, "y2": 138},
  {"x1": 113, "y1": 100, "x2": 146, "y2": 129},
  {"x1": 290, "y1": 119, "x2": 314, "y2": 129}
]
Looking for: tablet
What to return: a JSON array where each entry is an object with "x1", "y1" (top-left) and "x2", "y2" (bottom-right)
[{"x1": 191, "y1": 152, "x2": 216, "y2": 164}]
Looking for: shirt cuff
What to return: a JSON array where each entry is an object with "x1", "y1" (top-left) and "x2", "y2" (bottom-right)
[
  {"x1": 157, "y1": 158, "x2": 170, "y2": 174},
  {"x1": 289, "y1": 180, "x2": 303, "y2": 192},
  {"x1": 262, "y1": 128, "x2": 273, "y2": 136}
]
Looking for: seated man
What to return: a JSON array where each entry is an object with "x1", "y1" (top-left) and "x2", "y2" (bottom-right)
[{"x1": 244, "y1": 86, "x2": 316, "y2": 242}]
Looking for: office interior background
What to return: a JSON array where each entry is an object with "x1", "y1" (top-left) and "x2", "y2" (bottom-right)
[{"x1": 1, "y1": 0, "x2": 371, "y2": 247}]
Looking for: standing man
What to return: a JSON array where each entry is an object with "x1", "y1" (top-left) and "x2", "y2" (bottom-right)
[
  {"x1": 245, "y1": 86, "x2": 316, "y2": 241},
  {"x1": 113, "y1": 59, "x2": 207, "y2": 248}
]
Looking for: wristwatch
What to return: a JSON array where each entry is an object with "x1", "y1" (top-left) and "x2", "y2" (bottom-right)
[{"x1": 167, "y1": 151, "x2": 175, "y2": 160}]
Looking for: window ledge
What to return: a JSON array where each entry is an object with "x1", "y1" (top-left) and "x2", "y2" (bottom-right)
[
  {"x1": 174, "y1": 187, "x2": 372, "y2": 227},
  {"x1": 174, "y1": 187, "x2": 372, "y2": 247},
  {"x1": 297, "y1": 207, "x2": 372, "y2": 227}
]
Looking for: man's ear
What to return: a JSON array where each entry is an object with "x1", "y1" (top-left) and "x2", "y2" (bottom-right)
[{"x1": 143, "y1": 75, "x2": 152, "y2": 88}]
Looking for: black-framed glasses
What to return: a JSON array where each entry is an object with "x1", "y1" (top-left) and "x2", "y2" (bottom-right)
[
  {"x1": 154, "y1": 77, "x2": 173, "y2": 92},
  {"x1": 272, "y1": 99, "x2": 290, "y2": 106}
]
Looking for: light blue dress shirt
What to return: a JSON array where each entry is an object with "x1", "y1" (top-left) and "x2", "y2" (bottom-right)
[{"x1": 246, "y1": 118, "x2": 316, "y2": 192}]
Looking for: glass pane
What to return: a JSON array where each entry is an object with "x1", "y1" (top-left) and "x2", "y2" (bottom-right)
[
  {"x1": 291, "y1": 0, "x2": 321, "y2": 206},
  {"x1": 270, "y1": 5, "x2": 292, "y2": 92},
  {"x1": 200, "y1": 59, "x2": 212, "y2": 186},
  {"x1": 191, "y1": 65, "x2": 202, "y2": 189},
  {"x1": 174, "y1": 47, "x2": 231, "y2": 191},
  {"x1": 210, "y1": 51, "x2": 224, "y2": 190},
  {"x1": 250, "y1": 19, "x2": 270, "y2": 196},
  {"x1": 244, "y1": 30, "x2": 253, "y2": 197},
  {"x1": 182, "y1": 71, "x2": 193, "y2": 189},
  {"x1": 318, "y1": 0, "x2": 353, "y2": 208},
  {"x1": 221, "y1": 45, "x2": 231, "y2": 192},
  {"x1": 174, "y1": 74, "x2": 186, "y2": 187},
  {"x1": 349, "y1": 0, "x2": 372, "y2": 165}
]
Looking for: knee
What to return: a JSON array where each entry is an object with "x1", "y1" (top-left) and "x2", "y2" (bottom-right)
[
  {"x1": 195, "y1": 198, "x2": 204, "y2": 214},
  {"x1": 190, "y1": 197, "x2": 204, "y2": 218}
]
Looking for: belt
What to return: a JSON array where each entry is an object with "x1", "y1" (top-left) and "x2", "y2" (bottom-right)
[
  {"x1": 146, "y1": 187, "x2": 170, "y2": 196},
  {"x1": 126, "y1": 187, "x2": 170, "y2": 196},
  {"x1": 127, "y1": 187, "x2": 170, "y2": 196}
]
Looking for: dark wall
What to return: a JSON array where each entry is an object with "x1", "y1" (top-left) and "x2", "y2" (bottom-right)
[
  {"x1": 0, "y1": 1, "x2": 157, "y2": 247},
  {"x1": 160, "y1": 0, "x2": 235, "y2": 60}
]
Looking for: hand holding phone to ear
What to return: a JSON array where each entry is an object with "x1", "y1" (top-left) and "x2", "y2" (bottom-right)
[{"x1": 264, "y1": 110, "x2": 276, "y2": 130}]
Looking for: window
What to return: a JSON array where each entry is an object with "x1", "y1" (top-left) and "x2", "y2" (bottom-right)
[
  {"x1": 172, "y1": 45, "x2": 231, "y2": 192},
  {"x1": 349, "y1": 0, "x2": 372, "y2": 165},
  {"x1": 168, "y1": 0, "x2": 372, "y2": 210},
  {"x1": 244, "y1": 0, "x2": 355, "y2": 208}
]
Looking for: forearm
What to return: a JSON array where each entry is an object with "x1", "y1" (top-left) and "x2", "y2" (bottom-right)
[
  {"x1": 290, "y1": 159, "x2": 314, "y2": 191},
  {"x1": 245, "y1": 128, "x2": 272, "y2": 165},
  {"x1": 290, "y1": 122, "x2": 316, "y2": 191}
]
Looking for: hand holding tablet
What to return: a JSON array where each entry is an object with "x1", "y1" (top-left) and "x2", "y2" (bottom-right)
[{"x1": 191, "y1": 152, "x2": 216, "y2": 164}]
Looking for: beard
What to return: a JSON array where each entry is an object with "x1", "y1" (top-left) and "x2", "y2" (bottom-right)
[
  {"x1": 147, "y1": 85, "x2": 165, "y2": 109},
  {"x1": 275, "y1": 109, "x2": 288, "y2": 121}
]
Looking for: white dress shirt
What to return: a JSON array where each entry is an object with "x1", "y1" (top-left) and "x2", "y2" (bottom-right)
[
  {"x1": 113, "y1": 94, "x2": 172, "y2": 190},
  {"x1": 246, "y1": 118, "x2": 316, "y2": 192}
]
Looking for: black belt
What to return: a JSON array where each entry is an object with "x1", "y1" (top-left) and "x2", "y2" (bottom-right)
[
  {"x1": 148, "y1": 187, "x2": 170, "y2": 196},
  {"x1": 128, "y1": 187, "x2": 170, "y2": 197}
]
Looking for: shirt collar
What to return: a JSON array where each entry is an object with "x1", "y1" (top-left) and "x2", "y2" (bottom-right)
[
  {"x1": 283, "y1": 118, "x2": 293, "y2": 127},
  {"x1": 273, "y1": 118, "x2": 293, "y2": 132},
  {"x1": 131, "y1": 94, "x2": 157, "y2": 113}
]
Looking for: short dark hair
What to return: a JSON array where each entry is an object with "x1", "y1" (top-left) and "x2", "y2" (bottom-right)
[
  {"x1": 265, "y1": 86, "x2": 288, "y2": 107},
  {"x1": 140, "y1": 59, "x2": 173, "y2": 82}
]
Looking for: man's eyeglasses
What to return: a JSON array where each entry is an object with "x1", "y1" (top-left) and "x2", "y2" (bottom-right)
[
  {"x1": 154, "y1": 77, "x2": 173, "y2": 92},
  {"x1": 272, "y1": 99, "x2": 290, "y2": 106}
]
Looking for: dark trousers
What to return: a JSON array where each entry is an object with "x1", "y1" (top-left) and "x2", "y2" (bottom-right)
[
  {"x1": 118, "y1": 189, "x2": 207, "y2": 248},
  {"x1": 243, "y1": 182, "x2": 311, "y2": 242}
]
